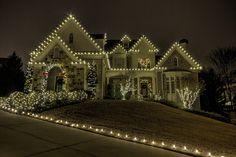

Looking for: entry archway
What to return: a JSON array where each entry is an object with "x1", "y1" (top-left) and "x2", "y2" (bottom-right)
[{"x1": 47, "y1": 67, "x2": 64, "y2": 92}]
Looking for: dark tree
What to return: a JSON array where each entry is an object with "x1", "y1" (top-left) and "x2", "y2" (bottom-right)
[
  {"x1": 209, "y1": 47, "x2": 236, "y2": 106},
  {"x1": 199, "y1": 69, "x2": 225, "y2": 113},
  {"x1": 0, "y1": 52, "x2": 25, "y2": 96}
]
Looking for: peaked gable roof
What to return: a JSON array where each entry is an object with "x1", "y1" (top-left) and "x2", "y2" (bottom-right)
[
  {"x1": 156, "y1": 42, "x2": 202, "y2": 70},
  {"x1": 121, "y1": 35, "x2": 131, "y2": 42},
  {"x1": 129, "y1": 35, "x2": 159, "y2": 52},
  {"x1": 55, "y1": 14, "x2": 103, "y2": 51},
  {"x1": 30, "y1": 34, "x2": 85, "y2": 64},
  {"x1": 29, "y1": 14, "x2": 103, "y2": 58},
  {"x1": 109, "y1": 44, "x2": 127, "y2": 54}
]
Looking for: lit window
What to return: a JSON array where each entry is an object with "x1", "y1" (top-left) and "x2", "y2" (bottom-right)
[
  {"x1": 69, "y1": 33, "x2": 73, "y2": 44},
  {"x1": 138, "y1": 58, "x2": 150, "y2": 68}
]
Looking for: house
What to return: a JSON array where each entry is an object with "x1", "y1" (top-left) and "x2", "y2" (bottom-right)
[{"x1": 26, "y1": 14, "x2": 202, "y2": 109}]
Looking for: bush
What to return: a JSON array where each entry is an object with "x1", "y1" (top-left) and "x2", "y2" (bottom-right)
[
  {"x1": 1, "y1": 90, "x2": 88, "y2": 112},
  {"x1": 185, "y1": 109, "x2": 230, "y2": 123},
  {"x1": 154, "y1": 99, "x2": 230, "y2": 123}
]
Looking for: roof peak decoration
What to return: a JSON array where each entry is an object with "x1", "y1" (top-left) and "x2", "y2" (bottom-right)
[
  {"x1": 109, "y1": 44, "x2": 127, "y2": 54},
  {"x1": 29, "y1": 14, "x2": 103, "y2": 60},
  {"x1": 156, "y1": 42, "x2": 202, "y2": 70},
  {"x1": 128, "y1": 35, "x2": 159, "y2": 53},
  {"x1": 29, "y1": 34, "x2": 89, "y2": 66},
  {"x1": 56, "y1": 14, "x2": 103, "y2": 51},
  {"x1": 121, "y1": 35, "x2": 131, "y2": 42}
]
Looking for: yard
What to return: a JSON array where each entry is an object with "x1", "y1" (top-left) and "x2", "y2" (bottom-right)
[{"x1": 41, "y1": 100, "x2": 236, "y2": 157}]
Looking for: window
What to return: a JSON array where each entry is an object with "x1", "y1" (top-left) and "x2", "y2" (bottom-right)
[
  {"x1": 171, "y1": 77, "x2": 175, "y2": 93},
  {"x1": 69, "y1": 33, "x2": 73, "y2": 44},
  {"x1": 138, "y1": 58, "x2": 151, "y2": 68},
  {"x1": 166, "y1": 77, "x2": 170, "y2": 94},
  {"x1": 114, "y1": 56, "x2": 125, "y2": 68},
  {"x1": 173, "y1": 57, "x2": 179, "y2": 66}
]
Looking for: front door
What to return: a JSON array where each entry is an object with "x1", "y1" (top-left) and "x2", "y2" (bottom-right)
[
  {"x1": 55, "y1": 76, "x2": 63, "y2": 92},
  {"x1": 141, "y1": 82, "x2": 148, "y2": 98}
]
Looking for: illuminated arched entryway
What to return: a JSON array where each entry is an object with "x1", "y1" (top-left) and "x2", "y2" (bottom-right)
[
  {"x1": 47, "y1": 67, "x2": 64, "y2": 92},
  {"x1": 41, "y1": 64, "x2": 67, "y2": 92}
]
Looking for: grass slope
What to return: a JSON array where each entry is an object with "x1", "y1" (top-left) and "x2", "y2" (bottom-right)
[{"x1": 41, "y1": 100, "x2": 236, "y2": 156}]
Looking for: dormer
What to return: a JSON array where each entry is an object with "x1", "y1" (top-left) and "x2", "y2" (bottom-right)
[{"x1": 121, "y1": 35, "x2": 131, "y2": 49}]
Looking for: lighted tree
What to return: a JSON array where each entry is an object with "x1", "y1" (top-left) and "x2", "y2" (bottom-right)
[
  {"x1": 120, "y1": 78, "x2": 132, "y2": 100},
  {"x1": 176, "y1": 87, "x2": 200, "y2": 109},
  {"x1": 87, "y1": 62, "x2": 98, "y2": 97},
  {"x1": 24, "y1": 66, "x2": 33, "y2": 93}
]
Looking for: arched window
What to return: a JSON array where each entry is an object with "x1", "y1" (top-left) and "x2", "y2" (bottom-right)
[
  {"x1": 173, "y1": 57, "x2": 179, "y2": 66},
  {"x1": 69, "y1": 33, "x2": 73, "y2": 44}
]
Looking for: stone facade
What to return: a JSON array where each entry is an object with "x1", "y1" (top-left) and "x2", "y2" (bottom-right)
[{"x1": 28, "y1": 14, "x2": 202, "y2": 109}]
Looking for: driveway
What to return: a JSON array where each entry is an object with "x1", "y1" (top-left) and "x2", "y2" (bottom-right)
[{"x1": 0, "y1": 110, "x2": 190, "y2": 157}]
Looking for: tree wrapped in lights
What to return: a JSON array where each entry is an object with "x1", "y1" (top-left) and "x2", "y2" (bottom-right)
[
  {"x1": 24, "y1": 66, "x2": 33, "y2": 93},
  {"x1": 87, "y1": 62, "x2": 98, "y2": 97},
  {"x1": 176, "y1": 87, "x2": 200, "y2": 109},
  {"x1": 120, "y1": 77, "x2": 132, "y2": 100}
]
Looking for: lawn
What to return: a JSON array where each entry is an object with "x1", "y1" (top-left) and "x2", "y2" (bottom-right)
[{"x1": 41, "y1": 100, "x2": 236, "y2": 157}]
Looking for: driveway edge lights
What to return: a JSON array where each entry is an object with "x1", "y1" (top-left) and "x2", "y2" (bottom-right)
[{"x1": 0, "y1": 106, "x2": 225, "y2": 157}]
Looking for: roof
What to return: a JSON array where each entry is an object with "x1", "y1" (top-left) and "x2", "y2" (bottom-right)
[
  {"x1": 90, "y1": 34, "x2": 105, "y2": 39},
  {"x1": 105, "y1": 39, "x2": 137, "y2": 51}
]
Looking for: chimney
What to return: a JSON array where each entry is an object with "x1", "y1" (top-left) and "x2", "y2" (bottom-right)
[{"x1": 179, "y1": 38, "x2": 189, "y2": 49}]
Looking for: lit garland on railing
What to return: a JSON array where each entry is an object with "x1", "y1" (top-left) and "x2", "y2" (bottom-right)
[
  {"x1": 75, "y1": 52, "x2": 106, "y2": 55},
  {"x1": 0, "y1": 105, "x2": 226, "y2": 157},
  {"x1": 109, "y1": 68, "x2": 155, "y2": 71},
  {"x1": 155, "y1": 42, "x2": 202, "y2": 70}
]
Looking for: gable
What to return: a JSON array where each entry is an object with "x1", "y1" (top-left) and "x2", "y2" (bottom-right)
[
  {"x1": 31, "y1": 36, "x2": 78, "y2": 62},
  {"x1": 161, "y1": 50, "x2": 192, "y2": 69},
  {"x1": 129, "y1": 35, "x2": 159, "y2": 53},
  {"x1": 111, "y1": 44, "x2": 127, "y2": 55},
  {"x1": 156, "y1": 42, "x2": 202, "y2": 70},
  {"x1": 56, "y1": 15, "x2": 102, "y2": 52},
  {"x1": 121, "y1": 35, "x2": 131, "y2": 43},
  {"x1": 109, "y1": 44, "x2": 127, "y2": 54}
]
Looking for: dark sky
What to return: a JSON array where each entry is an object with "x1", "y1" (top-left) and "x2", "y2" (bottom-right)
[{"x1": 0, "y1": 0, "x2": 236, "y2": 66}]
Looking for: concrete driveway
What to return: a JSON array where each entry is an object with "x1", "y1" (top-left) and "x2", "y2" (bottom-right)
[{"x1": 0, "y1": 110, "x2": 190, "y2": 157}]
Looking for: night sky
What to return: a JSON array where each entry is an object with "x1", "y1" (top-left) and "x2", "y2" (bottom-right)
[{"x1": 0, "y1": 0, "x2": 236, "y2": 66}]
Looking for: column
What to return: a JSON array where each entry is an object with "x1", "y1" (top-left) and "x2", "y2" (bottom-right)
[
  {"x1": 83, "y1": 65, "x2": 87, "y2": 90},
  {"x1": 152, "y1": 76, "x2": 156, "y2": 95},
  {"x1": 106, "y1": 77, "x2": 110, "y2": 85},
  {"x1": 137, "y1": 77, "x2": 140, "y2": 95}
]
